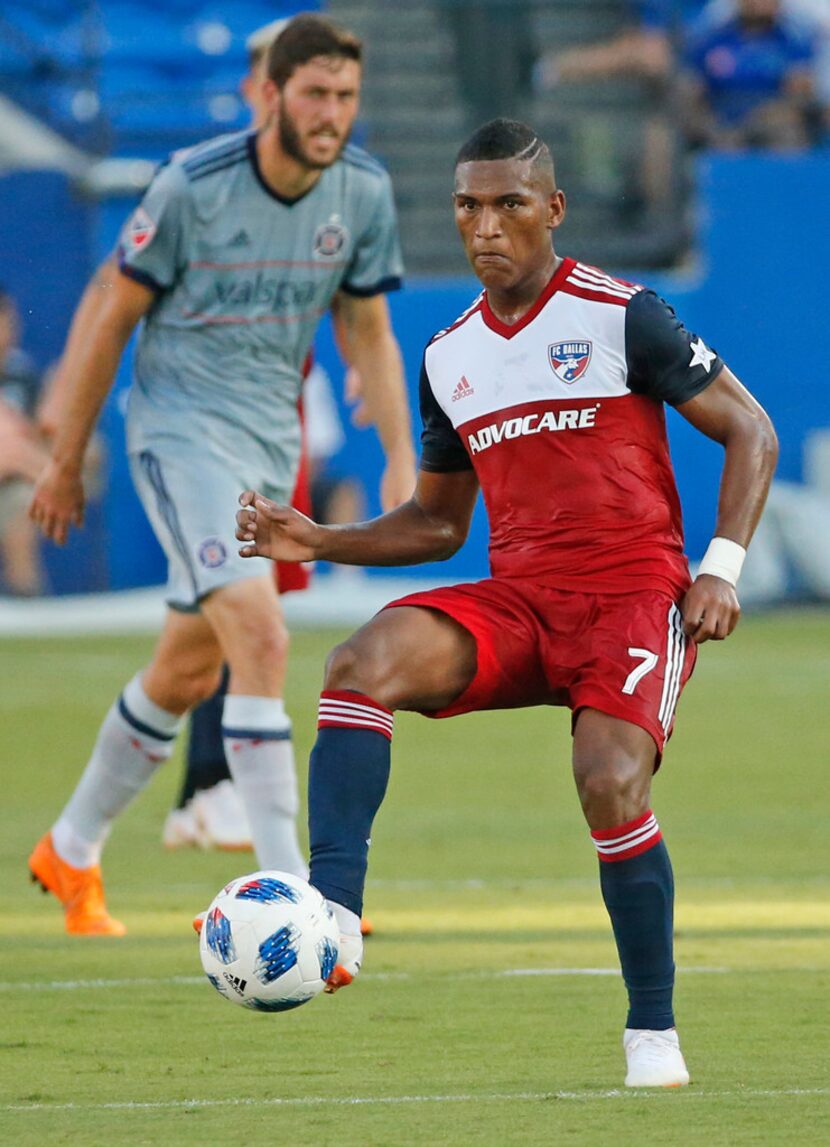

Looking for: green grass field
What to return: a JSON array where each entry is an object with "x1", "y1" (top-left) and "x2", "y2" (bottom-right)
[{"x1": 1, "y1": 609, "x2": 828, "y2": 1146}]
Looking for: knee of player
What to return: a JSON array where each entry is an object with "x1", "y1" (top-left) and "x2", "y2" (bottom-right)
[
  {"x1": 176, "y1": 665, "x2": 225, "y2": 711},
  {"x1": 235, "y1": 616, "x2": 290, "y2": 668},
  {"x1": 573, "y1": 755, "x2": 644, "y2": 811},
  {"x1": 324, "y1": 638, "x2": 395, "y2": 705}
]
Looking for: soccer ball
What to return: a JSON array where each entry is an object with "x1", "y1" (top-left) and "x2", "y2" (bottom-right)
[{"x1": 199, "y1": 870, "x2": 339, "y2": 1012}]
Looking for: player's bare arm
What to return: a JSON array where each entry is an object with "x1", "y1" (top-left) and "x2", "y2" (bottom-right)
[
  {"x1": 332, "y1": 289, "x2": 417, "y2": 510},
  {"x1": 676, "y1": 365, "x2": 778, "y2": 643},
  {"x1": 36, "y1": 255, "x2": 119, "y2": 439},
  {"x1": 29, "y1": 267, "x2": 155, "y2": 545},
  {"x1": 237, "y1": 468, "x2": 479, "y2": 566}
]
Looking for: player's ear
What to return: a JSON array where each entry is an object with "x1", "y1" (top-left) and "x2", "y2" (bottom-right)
[
  {"x1": 262, "y1": 77, "x2": 280, "y2": 114},
  {"x1": 548, "y1": 189, "x2": 566, "y2": 231}
]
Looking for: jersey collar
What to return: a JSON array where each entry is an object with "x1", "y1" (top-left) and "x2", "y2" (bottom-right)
[
  {"x1": 247, "y1": 133, "x2": 321, "y2": 207},
  {"x1": 480, "y1": 256, "x2": 575, "y2": 339}
]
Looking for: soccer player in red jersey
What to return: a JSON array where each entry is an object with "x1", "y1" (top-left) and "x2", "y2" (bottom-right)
[{"x1": 233, "y1": 119, "x2": 778, "y2": 1087}]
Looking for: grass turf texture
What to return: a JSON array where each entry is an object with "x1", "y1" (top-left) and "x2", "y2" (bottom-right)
[{"x1": 0, "y1": 609, "x2": 828, "y2": 1146}]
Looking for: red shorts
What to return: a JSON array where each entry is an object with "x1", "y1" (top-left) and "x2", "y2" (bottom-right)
[
  {"x1": 274, "y1": 411, "x2": 313, "y2": 596},
  {"x1": 384, "y1": 578, "x2": 697, "y2": 756}
]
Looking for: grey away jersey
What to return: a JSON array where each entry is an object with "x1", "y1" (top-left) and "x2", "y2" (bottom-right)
[{"x1": 118, "y1": 130, "x2": 403, "y2": 478}]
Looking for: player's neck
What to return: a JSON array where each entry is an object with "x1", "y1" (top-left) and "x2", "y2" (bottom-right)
[
  {"x1": 484, "y1": 255, "x2": 563, "y2": 327},
  {"x1": 255, "y1": 126, "x2": 324, "y2": 201}
]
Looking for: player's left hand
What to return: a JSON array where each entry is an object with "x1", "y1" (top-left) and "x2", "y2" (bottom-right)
[
  {"x1": 236, "y1": 490, "x2": 323, "y2": 563},
  {"x1": 680, "y1": 575, "x2": 741, "y2": 643}
]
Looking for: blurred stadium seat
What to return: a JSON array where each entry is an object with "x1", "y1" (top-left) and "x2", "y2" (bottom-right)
[{"x1": 0, "y1": 1, "x2": 313, "y2": 156}]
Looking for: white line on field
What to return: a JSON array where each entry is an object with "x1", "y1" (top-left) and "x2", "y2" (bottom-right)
[
  {"x1": 3, "y1": 1086, "x2": 829, "y2": 1115},
  {"x1": 0, "y1": 967, "x2": 729, "y2": 993}
]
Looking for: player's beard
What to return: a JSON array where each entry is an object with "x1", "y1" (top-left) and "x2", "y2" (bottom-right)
[{"x1": 278, "y1": 105, "x2": 346, "y2": 171}]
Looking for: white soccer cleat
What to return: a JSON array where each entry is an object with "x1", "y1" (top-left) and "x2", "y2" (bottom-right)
[
  {"x1": 323, "y1": 900, "x2": 364, "y2": 993},
  {"x1": 191, "y1": 780, "x2": 253, "y2": 852},
  {"x1": 623, "y1": 1028, "x2": 690, "y2": 1088},
  {"x1": 162, "y1": 802, "x2": 203, "y2": 850}
]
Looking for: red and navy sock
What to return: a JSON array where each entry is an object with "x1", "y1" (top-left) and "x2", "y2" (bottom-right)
[
  {"x1": 592, "y1": 810, "x2": 675, "y2": 1031},
  {"x1": 308, "y1": 691, "x2": 393, "y2": 917}
]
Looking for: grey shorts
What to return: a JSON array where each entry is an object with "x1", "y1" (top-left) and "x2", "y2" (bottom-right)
[{"x1": 129, "y1": 444, "x2": 292, "y2": 610}]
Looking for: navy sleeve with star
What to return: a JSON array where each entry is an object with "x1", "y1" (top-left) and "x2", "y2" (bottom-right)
[
  {"x1": 625, "y1": 289, "x2": 724, "y2": 406},
  {"x1": 418, "y1": 356, "x2": 474, "y2": 473}
]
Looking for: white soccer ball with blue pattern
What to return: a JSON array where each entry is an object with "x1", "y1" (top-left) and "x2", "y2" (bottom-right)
[{"x1": 199, "y1": 870, "x2": 340, "y2": 1012}]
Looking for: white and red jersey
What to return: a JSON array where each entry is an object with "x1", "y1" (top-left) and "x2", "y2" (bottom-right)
[{"x1": 419, "y1": 256, "x2": 723, "y2": 598}]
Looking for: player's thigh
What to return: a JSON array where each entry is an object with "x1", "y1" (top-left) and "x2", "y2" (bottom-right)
[
  {"x1": 143, "y1": 607, "x2": 225, "y2": 712},
  {"x1": 200, "y1": 573, "x2": 289, "y2": 694},
  {"x1": 326, "y1": 606, "x2": 478, "y2": 711},
  {"x1": 129, "y1": 446, "x2": 277, "y2": 610},
  {"x1": 569, "y1": 593, "x2": 697, "y2": 761}
]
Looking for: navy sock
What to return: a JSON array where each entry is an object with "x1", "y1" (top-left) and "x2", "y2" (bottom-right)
[
  {"x1": 592, "y1": 810, "x2": 675, "y2": 1030},
  {"x1": 308, "y1": 691, "x2": 393, "y2": 917}
]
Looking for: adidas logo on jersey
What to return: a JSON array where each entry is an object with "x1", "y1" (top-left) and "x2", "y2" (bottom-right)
[
  {"x1": 228, "y1": 229, "x2": 251, "y2": 248},
  {"x1": 468, "y1": 406, "x2": 599, "y2": 455},
  {"x1": 452, "y1": 375, "x2": 475, "y2": 402}
]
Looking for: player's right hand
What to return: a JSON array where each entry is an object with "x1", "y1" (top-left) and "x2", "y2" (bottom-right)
[
  {"x1": 28, "y1": 459, "x2": 85, "y2": 545},
  {"x1": 236, "y1": 490, "x2": 322, "y2": 563}
]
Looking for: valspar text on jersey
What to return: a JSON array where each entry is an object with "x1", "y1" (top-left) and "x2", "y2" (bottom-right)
[{"x1": 467, "y1": 405, "x2": 599, "y2": 455}]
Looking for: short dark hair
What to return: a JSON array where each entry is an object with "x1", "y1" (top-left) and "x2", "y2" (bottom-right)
[
  {"x1": 456, "y1": 118, "x2": 555, "y2": 186},
  {"x1": 266, "y1": 13, "x2": 362, "y2": 88}
]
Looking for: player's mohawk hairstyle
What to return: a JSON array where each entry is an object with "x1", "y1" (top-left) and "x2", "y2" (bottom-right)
[{"x1": 456, "y1": 118, "x2": 555, "y2": 184}]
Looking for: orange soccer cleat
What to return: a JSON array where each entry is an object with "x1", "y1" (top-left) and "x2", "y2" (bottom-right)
[
  {"x1": 324, "y1": 930, "x2": 363, "y2": 994},
  {"x1": 28, "y1": 833, "x2": 126, "y2": 937}
]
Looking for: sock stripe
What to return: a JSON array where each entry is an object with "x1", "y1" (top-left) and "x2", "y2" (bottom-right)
[
  {"x1": 591, "y1": 811, "x2": 663, "y2": 862},
  {"x1": 318, "y1": 703, "x2": 395, "y2": 731},
  {"x1": 321, "y1": 690, "x2": 394, "y2": 717},
  {"x1": 117, "y1": 696, "x2": 177, "y2": 742},
  {"x1": 221, "y1": 726, "x2": 292, "y2": 742},
  {"x1": 318, "y1": 693, "x2": 394, "y2": 740}
]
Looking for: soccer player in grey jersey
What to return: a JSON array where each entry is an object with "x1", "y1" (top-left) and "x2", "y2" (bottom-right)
[{"x1": 28, "y1": 14, "x2": 416, "y2": 936}]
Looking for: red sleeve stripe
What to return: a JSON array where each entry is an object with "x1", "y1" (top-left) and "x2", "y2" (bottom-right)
[
  {"x1": 561, "y1": 282, "x2": 632, "y2": 308},
  {"x1": 591, "y1": 811, "x2": 662, "y2": 862},
  {"x1": 317, "y1": 692, "x2": 394, "y2": 739},
  {"x1": 573, "y1": 262, "x2": 640, "y2": 294},
  {"x1": 567, "y1": 268, "x2": 638, "y2": 300}
]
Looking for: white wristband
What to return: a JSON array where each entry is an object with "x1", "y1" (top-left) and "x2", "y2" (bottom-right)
[{"x1": 697, "y1": 537, "x2": 746, "y2": 587}]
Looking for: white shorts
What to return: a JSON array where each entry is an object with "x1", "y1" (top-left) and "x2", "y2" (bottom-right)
[{"x1": 129, "y1": 444, "x2": 290, "y2": 610}]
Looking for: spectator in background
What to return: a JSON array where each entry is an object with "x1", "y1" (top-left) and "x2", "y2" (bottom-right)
[
  {"x1": 532, "y1": 2, "x2": 703, "y2": 220},
  {"x1": 683, "y1": 0, "x2": 818, "y2": 149},
  {"x1": 533, "y1": 2, "x2": 683, "y2": 91},
  {"x1": 0, "y1": 290, "x2": 48, "y2": 595}
]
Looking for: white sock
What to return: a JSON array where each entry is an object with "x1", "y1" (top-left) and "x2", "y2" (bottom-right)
[
  {"x1": 52, "y1": 674, "x2": 182, "y2": 868},
  {"x1": 327, "y1": 900, "x2": 361, "y2": 937},
  {"x1": 222, "y1": 695, "x2": 308, "y2": 878}
]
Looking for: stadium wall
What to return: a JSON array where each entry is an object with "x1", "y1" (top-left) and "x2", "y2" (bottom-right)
[{"x1": 0, "y1": 153, "x2": 827, "y2": 594}]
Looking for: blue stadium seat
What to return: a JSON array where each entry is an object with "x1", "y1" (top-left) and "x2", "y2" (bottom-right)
[{"x1": 0, "y1": 0, "x2": 322, "y2": 153}]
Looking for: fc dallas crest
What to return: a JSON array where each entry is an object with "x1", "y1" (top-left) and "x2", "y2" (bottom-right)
[{"x1": 548, "y1": 340, "x2": 592, "y2": 384}]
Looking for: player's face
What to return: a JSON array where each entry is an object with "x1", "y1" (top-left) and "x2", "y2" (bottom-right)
[
  {"x1": 453, "y1": 159, "x2": 565, "y2": 292},
  {"x1": 269, "y1": 55, "x2": 361, "y2": 170}
]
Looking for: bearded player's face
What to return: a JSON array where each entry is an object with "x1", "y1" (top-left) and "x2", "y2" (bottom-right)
[
  {"x1": 275, "y1": 55, "x2": 361, "y2": 170},
  {"x1": 453, "y1": 158, "x2": 565, "y2": 291}
]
